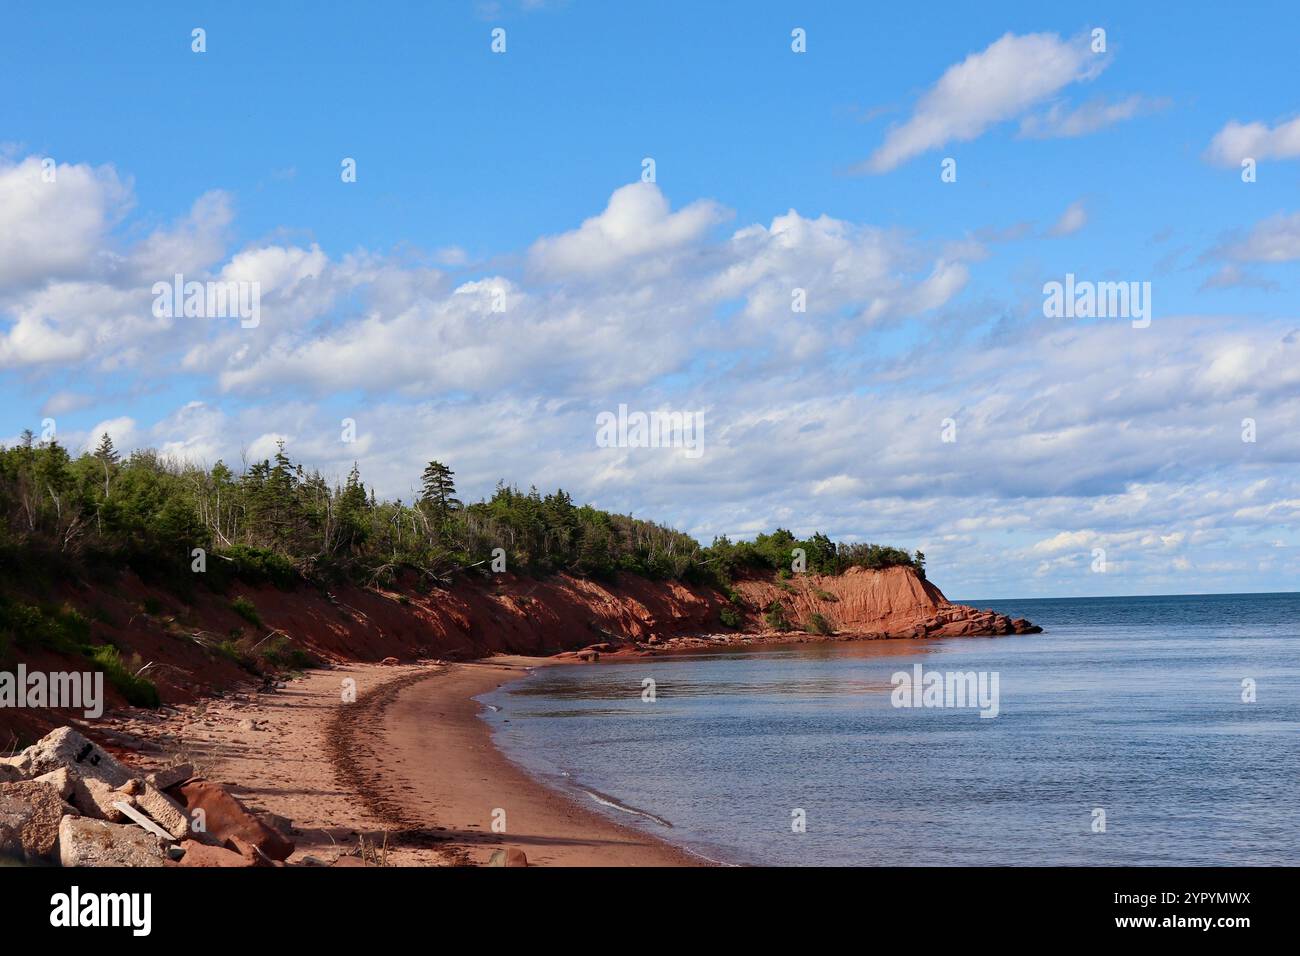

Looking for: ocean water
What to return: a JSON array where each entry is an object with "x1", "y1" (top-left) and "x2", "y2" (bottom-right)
[{"x1": 479, "y1": 593, "x2": 1300, "y2": 866}]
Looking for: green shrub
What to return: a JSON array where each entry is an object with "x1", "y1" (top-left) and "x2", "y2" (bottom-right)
[
  {"x1": 0, "y1": 599, "x2": 90, "y2": 653},
  {"x1": 84, "y1": 645, "x2": 160, "y2": 709},
  {"x1": 214, "y1": 639, "x2": 252, "y2": 670},
  {"x1": 814, "y1": 588, "x2": 837, "y2": 602},
  {"x1": 257, "y1": 633, "x2": 317, "y2": 671},
  {"x1": 230, "y1": 596, "x2": 261, "y2": 626},
  {"x1": 807, "y1": 612, "x2": 834, "y2": 635},
  {"x1": 764, "y1": 600, "x2": 792, "y2": 632},
  {"x1": 217, "y1": 545, "x2": 298, "y2": 589},
  {"x1": 719, "y1": 606, "x2": 742, "y2": 629}
]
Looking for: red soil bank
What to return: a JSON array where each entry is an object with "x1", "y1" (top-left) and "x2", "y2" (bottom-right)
[{"x1": 1, "y1": 566, "x2": 1035, "y2": 745}]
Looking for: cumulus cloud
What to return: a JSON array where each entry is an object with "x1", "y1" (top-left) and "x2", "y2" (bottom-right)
[
  {"x1": 0, "y1": 156, "x2": 131, "y2": 290},
  {"x1": 1205, "y1": 115, "x2": 1300, "y2": 167},
  {"x1": 208, "y1": 185, "x2": 973, "y2": 397},
  {"x1": 859, "y1": 32, "x2": 1106, "y2": 173},
  {"x1": 527, "y1": 182, "x2": 729, "y2": 279}
]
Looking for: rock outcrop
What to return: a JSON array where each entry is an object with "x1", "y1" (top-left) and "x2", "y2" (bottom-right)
[{"x1": 732, "y1": 566, "x2": 1041, "y2": 639}]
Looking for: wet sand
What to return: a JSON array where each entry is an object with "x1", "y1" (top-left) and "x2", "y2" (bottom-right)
[{"x1": 362, "y1": 658, "x2": 702, "y2": 866}]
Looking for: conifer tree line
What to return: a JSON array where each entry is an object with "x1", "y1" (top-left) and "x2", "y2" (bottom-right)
[{"x1": 0, "y1": 432, "x2": 922, "y2": 587}]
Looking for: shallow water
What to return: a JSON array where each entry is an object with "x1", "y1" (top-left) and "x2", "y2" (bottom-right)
[{"x1": 480, "y1": 593, "x2": 1300, "y2": 865}]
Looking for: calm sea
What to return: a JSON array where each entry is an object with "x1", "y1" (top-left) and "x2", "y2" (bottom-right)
[{"x1": 480, "y1": 593, "x2": 1300, "y2": 865}]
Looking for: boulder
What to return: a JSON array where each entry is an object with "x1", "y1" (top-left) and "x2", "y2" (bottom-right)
[
  {"x1": 33, "y1": 767, "x2": 75, "y2": 800},
  {"x1": 0, "y1": 780, "x2": 74, "y2": 863},
  {"x1": 70, "y1": 775, "x2": 130, "y2": 823},
  {"x1": 174, "y1": 779, "x2": 294, "y2": 861},
  {"x1": 176, "y1": 839, "x2": 251, "y2": 868},
  {"x1": 132, "y1": 782, "x2": 191, "y2": 840},
  {"x1": 146, "y1": 764, "x2": 194, "y2": 791},
  {"x1": 5, "y1": 727, "x2": 132, "y2": 787},
  {"x1": 0, "y1": 763, "x2": 22, "y2": 784},
  {"x1": 58, "y1": 816, "x2": 170, "y2": 867}
]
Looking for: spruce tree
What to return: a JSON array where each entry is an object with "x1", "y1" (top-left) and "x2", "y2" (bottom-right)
[
  {"x1": 419, "y1": 461, "x2": 460, "y2": 517},
  {"x1": 92, "y1": 432, "x2": 120, "y2": 464}
]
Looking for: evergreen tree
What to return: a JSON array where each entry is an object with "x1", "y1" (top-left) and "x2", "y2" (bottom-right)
[
  {"x1": 92, "y1": 432, "x2": 120, "y2": 464},
  {"x1": 419, "y1": 461, "x2": 461, "y2": 520}
]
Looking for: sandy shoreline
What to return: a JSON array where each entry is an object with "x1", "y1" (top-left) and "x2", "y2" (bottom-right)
[
  {"x1": 365, "y1": 658, "x2": 703, "y2": 866},
  {"x1": 103, "y1": 657, "x2": 700, "y2": 866}
]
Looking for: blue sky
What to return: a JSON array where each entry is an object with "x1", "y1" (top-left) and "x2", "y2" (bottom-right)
[{"x1": 2, "y1": 1, "x2": 1299, "y2": 598}]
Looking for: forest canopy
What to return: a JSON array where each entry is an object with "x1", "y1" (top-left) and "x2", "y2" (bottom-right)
[{"x1": 0, "y1": 433, "x2": 923, "y2": 589}]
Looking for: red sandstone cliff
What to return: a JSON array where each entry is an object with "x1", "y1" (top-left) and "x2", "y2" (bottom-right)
[
  {"x1": 732, "y1": 565, "x2": 1039, "y2": 639},
  {"x1": 0, "y1": 566, "x2": 1036, "y2": 743}
]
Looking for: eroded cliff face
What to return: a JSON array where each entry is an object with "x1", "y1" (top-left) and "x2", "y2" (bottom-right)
[
  {"x1": 732, "y1": 566, "x2": 1040, "y2": 639},
  {"x1": 1, "y1": 565, "x2": 1036, "y2": 742}
]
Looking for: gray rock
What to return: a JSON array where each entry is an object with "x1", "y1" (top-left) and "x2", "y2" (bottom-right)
[
  {"x1": 70, "y1": 775, "x2": 130, "y2": 823},
  {"x1": 145, "y1": 764, "x2": 194, "y2": 791},
  {"x1": 132, "y1": 782, "x2": 191, "y2": 839},
  {"x1": 33, "y1": 767, "x2": 75, "y2": 800},
  {"x1": 57, "y1": 816, "x2": 170, "y2": 867},
  {"x1": 0, "y1": 780, "x2": 76, "y2": 863},
  {"x1": 6, "y1": 727, "x2": 132, "y2": 787}
]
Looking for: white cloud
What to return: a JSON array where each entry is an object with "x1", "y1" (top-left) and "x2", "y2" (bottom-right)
[
  {"x1": 1205, "y1": 116, "x2": 1300, "y2": 167},
  {"x1": 1199, "y1": 264, "x2": 1278, "y2": 292},
  {"x1": 1019, "y1": 95, "x2": 1167, "y2": 139},
  {"x1": 861, "y1": 32, "x2": 1105, "y2": 173},
  {"x1": 211, "y1": 186, "x2": 974, "y2": 397},
  {"x1": 1032, "y1": 530, "x2": 1094, "y2": 554},
  {"x1": 1047, "y1": 199, "x2": 1088, "y2": 237},
  {"x1": 0, "y1": 156, "x2": 130, "y2": 290},
  {"x1": 129, "y1": 191, "x2": 234, "y2": 280},
  {"x1": 1218, "y1": 211, "x2": 1300, "y2": 263},
  {"x1": 527, "y1": 182, "x2": 728, "y2": 279}
]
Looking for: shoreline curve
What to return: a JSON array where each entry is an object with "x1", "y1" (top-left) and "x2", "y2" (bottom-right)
[{"x1": 336, "y1": 656, "x2": 704, "y2": 867}]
